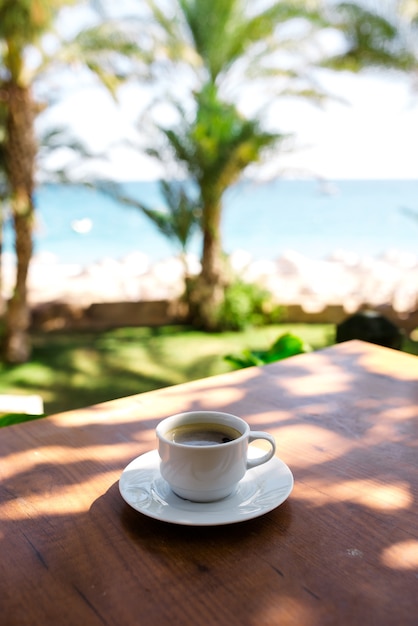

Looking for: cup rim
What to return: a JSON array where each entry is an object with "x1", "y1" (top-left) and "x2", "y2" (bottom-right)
[{"x1": 156, "y1": 410, "x2": 249, "y2": 448}]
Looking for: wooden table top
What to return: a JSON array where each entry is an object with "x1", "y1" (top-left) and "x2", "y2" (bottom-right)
[{"x1": 1, "y1": 340, "x2": 418, "y2": 626}]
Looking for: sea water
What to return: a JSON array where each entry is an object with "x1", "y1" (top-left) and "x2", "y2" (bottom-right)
[{"x1": 3, "y1": 179, "x2": 418, "y2": 266}]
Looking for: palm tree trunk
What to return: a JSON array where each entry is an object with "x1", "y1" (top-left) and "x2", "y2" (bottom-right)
[
  {"x1": 189, "y1": 200, "x2": 226, "y2": 330},
  {"x1": 2, "y1": 82, "x2": 36, "y2": 363}
]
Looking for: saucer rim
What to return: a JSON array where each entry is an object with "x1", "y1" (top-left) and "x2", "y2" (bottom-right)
[{"x1": 119, "y1": 448, "x2": 293, "y2": 526}]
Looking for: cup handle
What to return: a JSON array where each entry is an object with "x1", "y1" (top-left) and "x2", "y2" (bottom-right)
[{"x1": 246, "y1": 431, "x2": 276, "y2": 469}]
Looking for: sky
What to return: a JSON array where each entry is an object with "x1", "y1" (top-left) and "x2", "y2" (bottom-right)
[
  {"x1": 42, "y1": 66, "x2": 418, "y2": 182},
  {"x1": 274, "y1": 71, "x2": 418, "y2": 181}
]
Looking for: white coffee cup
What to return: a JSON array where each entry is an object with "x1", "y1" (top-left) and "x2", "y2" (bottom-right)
[{"x1": 156, "y1": 410, "x2": 276, "y2": 502}]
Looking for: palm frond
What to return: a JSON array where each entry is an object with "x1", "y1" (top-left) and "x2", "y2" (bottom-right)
[
  {"x1": 0, "y1": 0, "x2": 76, "y2": 43},
  {"x1": 148, "y1": 0, "x2": 329, "y2": 86},
  {"x1": 96, "y1": 178, "x2": 200, "y2": 253},
  {"x1": 325, "y1": 2, "x2": 417, "y2": 72},
  {"x1": 36, "y1": 18, "x2": 150, "y2": 96},
  {"x1": 160, "y1": 82, "x2": 284, "y2": 201}
]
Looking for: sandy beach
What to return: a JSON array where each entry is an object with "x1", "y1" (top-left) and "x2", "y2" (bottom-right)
[{"x1": 2, "y1": 248, "x2": 418, "y2": 319}]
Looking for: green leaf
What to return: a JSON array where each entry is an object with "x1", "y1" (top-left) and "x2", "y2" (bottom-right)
[
  {"x1": 268, "y1": 332, "x2": 309, "y2": 361},
  {"x1": 224, "y1": 332, "x2": 311, "y2": 370}
]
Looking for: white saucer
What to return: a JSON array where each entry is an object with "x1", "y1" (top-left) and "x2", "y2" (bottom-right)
[{"x1": 119, "y1": 448, "x2": 294, "y2": 526}]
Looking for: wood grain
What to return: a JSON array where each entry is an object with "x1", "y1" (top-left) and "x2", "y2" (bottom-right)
[{"x1": 1, "y1": 340, "x2": 417, "y2": 625}]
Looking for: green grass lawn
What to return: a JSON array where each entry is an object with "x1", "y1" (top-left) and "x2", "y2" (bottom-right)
[
  {"x1": 0, "y1": 324, "x2": 335, "y2": 421},
  {"x1": 1, "y1": 322, "x2": 416, "y2": 426}
]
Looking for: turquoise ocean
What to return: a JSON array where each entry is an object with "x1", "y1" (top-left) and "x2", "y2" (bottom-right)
[{"x1": 3, "y1": 179, "x2": 418, "y2": 266}]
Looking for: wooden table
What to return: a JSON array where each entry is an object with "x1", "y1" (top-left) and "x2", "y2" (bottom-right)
[{"x1": 1, "y1": 340, "x2": 418, "y2": 625}]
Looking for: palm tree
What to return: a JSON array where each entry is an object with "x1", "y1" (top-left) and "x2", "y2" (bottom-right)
[
  {"x1": 0, "y1": 0, "x2": 142, "y2": 362},
  {"x1": 155, "y1": 83, "x2": 285, "y2": 328},
  {"x1": 136, "y1": 0, "x2": 332, "y2": 329}
]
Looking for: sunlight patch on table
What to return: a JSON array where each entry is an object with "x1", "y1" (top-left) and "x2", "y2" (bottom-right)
[
  {"x1": 259, "y1": 595, "x2": 315, "y2": 625},
  {"x1": 295, "y1": 478, "x2": 412, "y2": 511},
  {"x1": 0, "y1": 442, "x2": 146, "y2": 479},
  {"x1": 276, "y1": 424, "x2": 352, "y2": 467},
  {"x1": 247, "y1": 410, "x2": 291, "y2": 428},
  {"x1": 0, "y1": 470, "x2": 118, "y2": 520},
  {"x1": 281, "y1": 371, "x2": 352, "y2": 397},
  {"x1": 361, "y1": 351, "x2": 418, "y2": 381},
  {"x1": 381, "y1": 540, "x2": 418, "y2": 570},
  {"x1": 380, "y1": 405, "x2": 418, "y2": 422}
]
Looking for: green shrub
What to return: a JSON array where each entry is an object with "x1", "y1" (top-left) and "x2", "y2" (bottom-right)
[
  {"x1": 217, "y1": 279, "x2": 284, "y2": 331},
  {"x1": 225, "y1": 332, "x2": 311, "y2": 369}
]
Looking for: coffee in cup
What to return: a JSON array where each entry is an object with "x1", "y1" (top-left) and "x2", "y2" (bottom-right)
[
  {"x1": 156, "y1": 410, "x2": 276, "y2": 502},
  {"x1": 165, "y1": 422, "x2": 242, "y2": 446}
]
